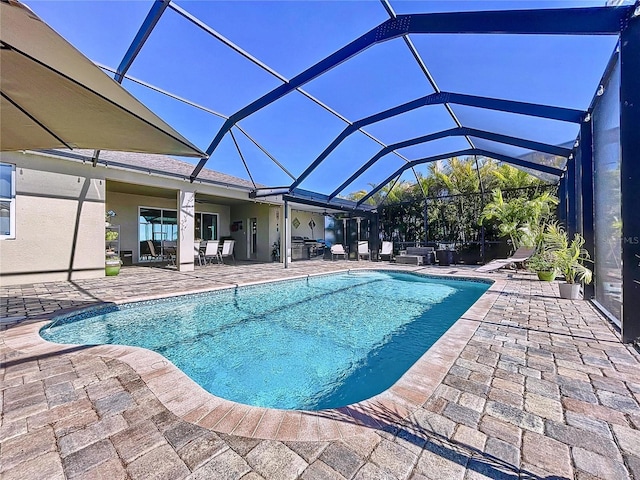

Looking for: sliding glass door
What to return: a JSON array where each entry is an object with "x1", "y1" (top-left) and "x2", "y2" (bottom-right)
[
  {"x1": 139, "y1": 208, "x2": 218, "y2": 262},
  {"x1": 138, "y1": 207, "x2": 178, "y2": 262}
]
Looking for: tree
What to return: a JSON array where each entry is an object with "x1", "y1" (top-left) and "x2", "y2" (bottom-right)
[
  {"x1": 345, "y1": 180, "x2": 411, "y2": 206},
  {"x1": 345, "y1": 156, "x2": 557, "y2": 249},
  {"x1": 480, "y1": 188, "x2": 558, "y2": 250},
  {"x1": 491, "y1": 164, "x2": 545, "y2": 190}
]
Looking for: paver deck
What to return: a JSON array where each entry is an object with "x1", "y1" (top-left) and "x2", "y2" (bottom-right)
[{"x1": 2, "y1": 260, "x2": 639, "y2": 479}]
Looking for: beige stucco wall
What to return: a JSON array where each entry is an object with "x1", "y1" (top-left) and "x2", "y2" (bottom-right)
[
  {"x1": 229, "y1": 202, "x2": 274, "y2": 262},
  {"x1": 268, "y1": 205, "x2": 283, "y2": 262},
  {"x1": 0, "y1": 151, "x2": 105, "y2": 285},
  {"x1": 105, "y1": 192, "x2": 231, "y2": 263},
  {"x1": 0, "y1": 150, "x2": 329, "y2": 284},
  {"x1": 0, "y1": 151, "x2": 264, "y2": 284},
  {"x1": 290, "y1": 209, "x2": 325, "y2": 241}
]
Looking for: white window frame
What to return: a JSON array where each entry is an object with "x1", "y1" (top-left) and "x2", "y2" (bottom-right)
[
  {"x1": 196, "y1": 212, "x2": 219, "y2": 242},
  {"x1": 0, "y1": 163, "x2": 16, "y2": 240},
  {"x1": 137, "y1": 205, "x2": 178, "y2": 263}
]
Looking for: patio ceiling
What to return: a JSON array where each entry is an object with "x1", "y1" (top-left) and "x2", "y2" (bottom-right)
[{"x1": 25, "y1": 0, "x2": 638, "y2": 211}]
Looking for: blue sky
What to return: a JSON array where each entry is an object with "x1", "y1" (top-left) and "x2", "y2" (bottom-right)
[{"x1": 27, "y1": 0, "x2": 622, "y2": 194}]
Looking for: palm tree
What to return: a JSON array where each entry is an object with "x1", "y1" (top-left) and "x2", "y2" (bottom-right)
[
  {"x1": 381, "y1": 179, "x2": 411, "y2": 204},
  {"x1": 491, "y1": 164, "x2": 544, "y2": 190},
  {"x1": 345, "y1": 180, "x2": 411, "y2": 206},
  {"x1": 480, "y1": 188, "x2": 558, "y2": 250},
  {"x1": 439, "y1": 157, "x2": 481, "y2": 194}
]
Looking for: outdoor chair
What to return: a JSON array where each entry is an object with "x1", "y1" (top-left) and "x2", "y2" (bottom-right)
[
  {"x1": 475, "y1": 246, "x2": 536, "y2": 273},
  {"x1": 203, "y1": 240, "x2": 221, "y2": 265},
  {"x1": 163, "y1": 240, "x2": 177, "y2": 265},
  {"x1": 145, "y1": 240, "x2": 163, "y2": 261},
  {"x1": 330, "y1": 244, "x2": 347, "y2": 260},
  {"x1": 357, "y1": 241, "x2": 370, "y2": 261},
  {"x1": 220, "y1": 240, "x2": 236, "y2": 264},
  {"x1": 194, "y1": 241, "x2": 205, "y2": 266},
  {"x1": 379, "y1": 241, "x2": 394, "y2": 261}
]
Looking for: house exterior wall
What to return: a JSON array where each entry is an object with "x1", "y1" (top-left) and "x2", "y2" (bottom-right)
[
  {"x1": 0, "y1": 151, "x2": 106, "y2": 285},
  {"x1": 269, "y1": 205, "x2": 283, "y2": 262},
  {"x1": 229, "y1": 202, "x2": 273, "y2": 262},
  {"x1": 290, "y1": 209, "x2": 325, "y2": 241},
  {"x1": 0, "y1": 150, "x2": 279, "y2": 285},
  {"x1": 107, "y1": 192, "x2": 175, "y2": 261},
  {"x1": 105, "y1": 192, "x2": 231, "y2": 263}
]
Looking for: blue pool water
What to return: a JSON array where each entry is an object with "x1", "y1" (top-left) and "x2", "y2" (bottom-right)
[{"x1": 41, "y1": 271, "x2": 489, "y2": 410}]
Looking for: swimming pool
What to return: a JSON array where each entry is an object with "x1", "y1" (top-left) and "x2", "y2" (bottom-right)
[{"x1": 41, "y1": 270, "x2": 489, "y2": 410}]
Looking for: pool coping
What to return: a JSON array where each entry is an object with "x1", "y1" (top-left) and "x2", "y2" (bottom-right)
[{"x1": 3, "y1": 267, "x2": 507, "y2": 442}]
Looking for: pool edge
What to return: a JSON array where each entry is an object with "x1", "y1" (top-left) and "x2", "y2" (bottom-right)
[{"x1": 5, "y1": 268, "x2": 506, "y2": 442}]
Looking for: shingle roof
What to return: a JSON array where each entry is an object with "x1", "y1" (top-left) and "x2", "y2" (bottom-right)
[{"x1": 59, "y1": 149, "x2": 258, "y2": 190}]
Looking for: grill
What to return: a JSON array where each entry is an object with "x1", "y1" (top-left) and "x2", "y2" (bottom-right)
[
  {"x1": 291, "y1": 236, "x2": 308, "y2": 260},
  {"x1": 290, "y1": 237, "x2": 325, "y2": 260}
]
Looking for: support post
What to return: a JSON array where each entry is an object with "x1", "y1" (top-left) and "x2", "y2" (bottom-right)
[
  {"x1": 620, "y1": 11, "x2": 640, "y2": 343},
  {"x1": 566, "y1": 157, "x2": 577, "y2": 237},
  {"x1": 475, "y1": 155, "x2": 486, "y2": 263},
  {"x1": 356, "y1": 217, "x2": 361, "y2": 260},
  {"x1": 343, "y1": 218, "x2": 348, "y2": 256},
  {"x1": 423, "y1": 201, "x2": 428, "y2": 246},
  {"x1": 558, "y1": 175, "x2": 567, "y2": 228},
  {"x1": 283, "y1": 199, "x2": 290, "y2": 268},
  {"x1": 580, "y1": 120, "x2": 595, "y2": 299},
  {"x1": 370, "y1": 213, "x2": 380, "y2": 258},
  {"x1": 177, "y1": 190, "x2": 195, "y2": 272},
  {"x1": 574, "y1": 145, "x2": 583, "y2": 234}
]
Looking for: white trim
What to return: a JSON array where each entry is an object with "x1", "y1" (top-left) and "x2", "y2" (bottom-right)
[
  {"x1": 138, "y1": 205, "x2": 178, "y2": 263},
  {"x1": 195, "y1": 212, "x2": 219, "y2": 242},
  {"x1": 0, "y1": 163, "x2": 16, "y2": 240}
]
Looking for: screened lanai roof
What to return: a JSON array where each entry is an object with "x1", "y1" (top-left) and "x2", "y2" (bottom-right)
[{"x1": 26, "y1": 0, "x2": 638, "y2": 211}]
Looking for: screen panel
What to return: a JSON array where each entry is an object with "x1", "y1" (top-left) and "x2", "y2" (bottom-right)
[
  {"x1": 299, "y1": 131, "x2": 386, "y2": 194},
  {"x1": 127, "y1": 7, "x2": 283, "y2": 116},
  {"x1": 121, "y1": 79, "x2": 224, "y2": 159},
  {"x1": 239, "y1": 91, "x2": 347, "y2": 178},
  {"x1": 397, "y1": 136, "x2": 471, "y2": 160},
  {"x1": 27, "y1": 0, "x2": 153, "y2": 67},
  {"x1": 411, "y1": 33, "x2": 618, "y2": 109},
  {"x1": 364, "y1": 105, "x2": 459, "y2": 145},
  {"x1": 452, "y1": 105, "x2": 580, "y2": 148},
  {"x1": 593, "y1": 57, "x2": 622, "y2": 323},
  {"x1": 176, "y1": 0, "x2": 389, "y2": 78},
  {"x1": 304, "y1": 38, "x2": 435, "y2": 119}
]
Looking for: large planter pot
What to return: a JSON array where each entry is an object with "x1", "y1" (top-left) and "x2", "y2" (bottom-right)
[
  {"x1": 559, "y1": 282, "x2": 581, "y2": 299},
  {"x1": 537, "y1": 270, "x2": 556, "y2": 282},
  {"x1": 436, "y1": 249, "x2": 454, "y2": 266},
  {"x1": 105, "y1": 259, "x2": 121, "y2": 276}
]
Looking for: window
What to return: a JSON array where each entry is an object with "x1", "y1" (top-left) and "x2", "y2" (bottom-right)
[
  {"x1": 138, "y1": 207, "x2": 219, "y2": 262},
  {"x1": 195, "y1": 212, "x2": 218, "y2": 241},
  {"x1": 0, "y1": 163, "x2": 16, "y2": 240},
  {"x1": 138, "y1": 207, "x2": 178, "y2": 262}
]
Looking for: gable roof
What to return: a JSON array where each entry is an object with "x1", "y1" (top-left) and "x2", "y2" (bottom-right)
[{"x1": 44, "y1": 149, "x2": 258, "y2": 190}]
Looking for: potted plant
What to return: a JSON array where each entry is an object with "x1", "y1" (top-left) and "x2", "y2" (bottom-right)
[
  {"x1": 105, "y1": 230, "x2": 119, "y2": 242},
  {"x1": 436, "y1": 243, "x2": 456, "y2": 266},
  {"x1": 526, "y1": 251, "x2": 557, "y2": 281},
  {"x1": 271, "y1": 240, "x2": 281, "y2": 262},
  {"x1": 105, "y1": 252, "x2": 122, "y2": 276},
  {"x1": 542, "y1": 223, "x2": 592, "y2": 299}
]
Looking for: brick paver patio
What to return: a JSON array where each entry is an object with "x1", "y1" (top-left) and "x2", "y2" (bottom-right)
[{"x1": 1, "y1": 260, "x2": 639, "y2": 479}]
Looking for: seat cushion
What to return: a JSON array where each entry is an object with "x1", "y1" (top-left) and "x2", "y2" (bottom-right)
[{"x1": 396, "y1": 255, "x2": 423, "y2": 265}]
